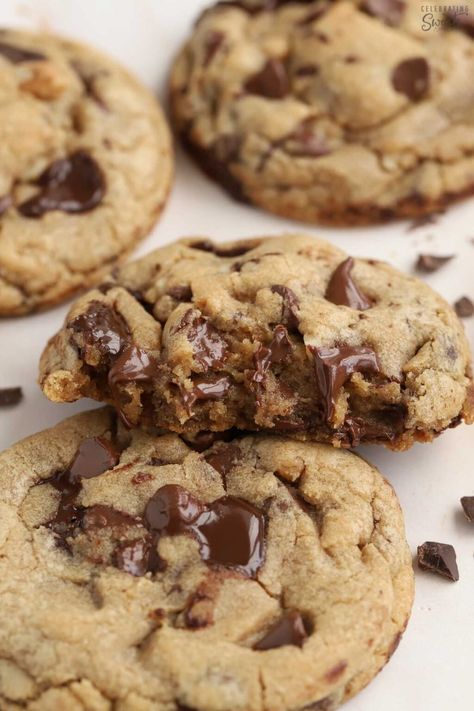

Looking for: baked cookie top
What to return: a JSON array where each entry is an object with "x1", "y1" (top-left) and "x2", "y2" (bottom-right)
[
  {"x1": 0, "y1": 408, "x2": 413, "y2": 711},
  {"x1": 170, "y1": 0, "x2": 474, "y2": 224},
  {"x1": 0, "y1": 28, "x2": 173, "y2": 316},
  {"x1": 40, "y1": 234, "x2": 474, "y2": 450}
]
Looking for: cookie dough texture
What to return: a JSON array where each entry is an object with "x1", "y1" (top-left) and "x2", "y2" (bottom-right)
[
  {"x1": 0, "y1": 407, "x2": 414, "y2": 710},
  {"x1": 39, "y1": 234, "x2": 474, "y2": 450},
  {"x1": 0, "y1": 28, "x2": 173, "y2": 316},
  {"x1": 170, "y1": 0, "x2": 474, "y2": 224}
]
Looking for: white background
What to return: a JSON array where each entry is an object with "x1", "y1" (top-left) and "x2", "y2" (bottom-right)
[{"x1": 0, "y1": 2, "x2": 473, "y2": 709}]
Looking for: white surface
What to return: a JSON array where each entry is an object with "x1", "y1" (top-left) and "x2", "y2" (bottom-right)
[{"x1": 0, "y1": 2, "x2": 473, "y2": 709}]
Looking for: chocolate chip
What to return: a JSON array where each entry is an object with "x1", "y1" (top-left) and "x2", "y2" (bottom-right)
[
  {"x1": 415, "y1": 254, "x2": 454, "y2": 273},
  {"x1": 114, "y1": 538, "x2": 151, "y2": 577},
  {"x1": 180, "y1": 375, "x2": 231, "y2": 412},
  {"x1": 108, "y1": 345, "x2": 156, "y2": 386},
  {"x1": 417, "y1": 541, "x2": 459, "y2": 581},
  {"x1": 205, "y1": 443, "x2": 242, "y2": 477},
  {"x1": 245, "y1": 58, "x2": 289, "y2": 99},
  {"x1": 19, "y1": 150, "x2": 105, "y2": 218},
  {"x1": 445, "y1": 9, "x2": 474, "y2": 37},
  {"x1": 144, "y1": 484, "x2": 265, "y2": 577},
  {"x1": 392, "y1": 58, "x2": 430, "y2": 101},
  {"x1": 271, "y1": 285, "x2": 300, "y2": 330},
  {"x1": 71, "y1": 302, "x2": 129, "y2": 358},
  {"x1": 0, "y1": 195, "x2": 12, "y2": 216},
  {"x1": 454, "y1": 296, "x2": 474, "y2": 318},
  {"x1": 253, "y1": 611, "x2": 309, "y2": 650},
  {"x1": 0, "y1": 387, "x2": 23, "y2": 406},
  {"x1": 203, "y1": 31, "x2": 225, "y2": 66},
  {"x1": 325, "y1": 258, "x2": 371, "y2": 310},
  {"x1": 180, "y1": 311, "x2": 228, "y2": 370},
  {"x1": 325, "y1": 661, "x2": 348, "y2": 683},
  {"x1": 309, "y1": 345, "x2": 381, "y2": 421},
  {"x1": 168, "y1": 285, "x2": 193, "y2": 301},
  {"x1": 71, "y1": 61, "x2": 108, "y2": 110},
  {"x1": 0, "y1": 41, "x2": 45, "y2": 63},
  {"x1": 460, "y1": 496, "x2": 474, "y2": 523},
  {"x1": 362, "y1": 0, "x2": 405, "y2": 25},
  {"x1": 285, "y1": 120, "x2": 330, "y2": 158}
]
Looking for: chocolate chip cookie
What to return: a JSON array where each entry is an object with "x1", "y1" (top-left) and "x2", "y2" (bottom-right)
[
  {"x1": 0, "y1": 28, "x2": 173, "y2": 316},
  {"x1": 170, "y1": 0, "x2": 474, "y2": 224},
  {"x1": 39, "y1": 234, "x2": 474, "y2": 450},
  {"x1": 0, "y1": 407, "x2": 413, "y2": 710}
]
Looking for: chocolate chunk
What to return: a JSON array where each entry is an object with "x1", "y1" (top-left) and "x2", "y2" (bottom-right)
[
  {"x1": 445, "y1": 9, "x2": 474, "y2": 37},
  {"x1": 114, "y1": 538, "x2": 151, "y2": 577},
  {"x1": 416, "y1": 254, "x2": 454, "y2": 273},
  {"x1": 417, "y1": 541, "x2": 459, "y2": 581},
  {"x1": 245, "y1": 58, "x2": 289, "y2": 99},
  {"x1": 0, "y1": 387, "x2": 23, "y2": 406},
  {"x1": 181, "y1": 311, "x2": 228, "y2": 370},
  {"x1": 325, "y1": 258, "x2": 371, "y2": 310},
  {"x1": 205, "y1": 443, "x2": 242, "y2": 477},
  {"x1": 392, "y1": 58, "x2": 430, "y2": 101},
  {"x1": 180, "y1": 375, "x2": 231, "y2": 412},
  {"x1": 253, "y1": 611, "x2": 309, "y2": 650},
  {"x1": 168, "y1": 284, "x2": 193, "y2": 301},
  {"x1": 71, "y1": 302, "x2": 129, "y2": 357},
  {"x1": 47, "y1": 437, "x2": 120, "y2": 539},
  {"x1": 295, "y1": 64, "x2": 319, "y2": 76},
  {"x1": 271, "y1": 285, "x2": 300, "y2": 330},
  {"x1": 460, "y1": 496, "x2": 474, "y2": 523},
  {"x1": 0, "y1": 41, "x2": 45, "y2": 63},
  {"x1": 310, "y1": 345, "x2": 381, "y2": 421},
  {"x1": 454, "y1": 296, "x2": 474, "y2": 318},
  {"x1": 144, "y1": 484, "x2": 265, "y2": 576},
  {"x1": 325, "y1": 661, "x2": 348, "y2": 683},
  {"x1": 108, "y1": 345, "x2": 156, "y2": 386},
  {"x1": 0, "y1": 195, "x2": 12, "y2": 216},
  {"x1": 362, "y1": 0, "x2": 405, "y2": 25},
  {"x1": 19, "y1": 150, "x2": 105, "y2": 218},
  {"x1": 71, "y1": 61, "x2": 108, "y2": 110},
  {"x1": 284, "y1": 120, "x2": 330, "y2": 158},
  {"x1": 203, "y1": 31, "x2": 225, "y2": 66},
  {"x1": 189, "y1": 239, "x2": 256, "y2": 258},
  {"x1": 252, "y1": 325, "x2": 293, "y2": 384}
]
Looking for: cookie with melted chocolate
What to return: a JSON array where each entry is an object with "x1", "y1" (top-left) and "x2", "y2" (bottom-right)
[
  {"x1": 40, "y1": 234, "x2": 474, "y2": 451},
  {"x1": 0, "y1": 407, "x2": 413, "y2": 710}
]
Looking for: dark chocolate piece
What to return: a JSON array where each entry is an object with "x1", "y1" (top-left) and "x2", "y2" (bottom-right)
[
  {"x1": 71, "y1": 61, "x2": 108, "y2": 110},
  {"x1": 271, "y1": 285, "x2": 300, "y2": 330},
  {"x1": 417, "y1": 541, "x2": 459, "y2": 581},
  {"x1": 0, "y1": 387, "x2": 23, "y2": 406},
  {"x1": 454, "y1": 296, "x2": 474, "y2": 318},
  {"x1": 0, "y1": 40, "x2": 45, "y2": 63},
  {"x1": 180, "y1": 311, "x2": 228, "y2": 369},
  {"x1": 189, "y1": 238, "x2": 256, "y2": 258},
  {"x1": 108, "y1": 345, "x2": 156, "y2": 386},
  {"x1": 253, "y1": 611, "x2": 309, "y2": 650},
  {"x1": 71, "y1": 302, "x2": 129, "y2": 358},
  {"x1": 205, "y1": 443, "x2": 242, "y2": 477},
  {"x1": 310, "y1": 345, "x2": 381, "y2": 421},
  {"x1": 460, "y1": 496, "x2": 474, "y2": 523},
  {"x1": 415, "y1": 254, "x2": 454, "y2": 273},
  {"x1": 245, "y1": 58, "x2": 289, "y2": 99},
  {"x1": 325, "y1": 661, "x2": 348, "y2": 683},
  {"x1": 144, "y1": 484, "x2": 265, "y2": 576},
  {"x1": 392, "y1": 58, "x2": 430, "y2": 101},
  {"x1": 114, "y1": 538, "x2": 151, "y2": 577},
  {"x1": 180, "y1": 376, "x2": 231, "y2": 411},
  {"x1": 168, "y1": 284, "x2": 193, "y2": 301},
  {"x1": 325, "y1": 258, "x2": 371, "y2": 310},
  {"x1": 19, "y1": 151, "x2": 105, "y2": 218},
  {"x1": 362, "y1": 0, "x2": 405, "y2": 25}
]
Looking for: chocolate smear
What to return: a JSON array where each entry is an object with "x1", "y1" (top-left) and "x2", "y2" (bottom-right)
[
  {"x1": 454, "y1": 296, "x2": 474, "y2": 318},
  {"x1": 392, "y1": 58, "x2": 430, "y2": 101},
  {"x1": 362, "y1": 0, "x2": 405, "y2": 25},
  {"x1": 416, "y1": 254, "x2": 454, "y2": 273},
  {"x1": 0, "y1": 41, "x2": 45, "y2": 63},
  {"x1": 460, "y1": 496, "x2": 474, "y2": 523},
  {"x1": 417, "y1": 541, "x2": 459, "y2": 581},
  {"x1": 71, "y1": 302, "x2": 129, "y2": 358},
  {"x1": 245, "y1": 58, "x2": 289, "y2": 99},
  {"x1": 144, "y1": 484, "x2": 265, "y2": 577},
  {"x1": 181, "y1": 312, "x2": 228, "y2": 369},
  {"x1": 0, "y1": 387, "x2": 23, "y2": 406},
  {"x1": 310, "y1": 345, "x2": 381, "y2": 421},
  {"x1": 19, "y1": 150, "x2": 105, "y2": 217},
  {"x1": 179, "y1": 375, "x2": 231, "y2": 412},
  {"x1": 325, "y1": 258, "x2": 371, "y2": 310},
  {"x1": 205, "y1": 443, "x2": 242, "y2": 478},
  {"x1": 252, "y1": 325, "x2": 293, "y2": 384},
  {"x1": 253, "y1": 611, "x2": 309, "y2": 650}
]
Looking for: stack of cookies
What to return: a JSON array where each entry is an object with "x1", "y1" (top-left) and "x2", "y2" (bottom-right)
[{"x1": 0, "y1": 2, "x2": 473, "y2": 710}]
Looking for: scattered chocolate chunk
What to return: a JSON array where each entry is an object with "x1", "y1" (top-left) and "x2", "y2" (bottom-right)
[
  {"x1": 205, "y1": 443, "x2": 242, "y2": 478},
  {"x1": 325, "y1": 258, "x2": 371, "y2": 310},
  {"x1": 445, "y1": 9, "x2": 474, "y2": 37},
  {"x1": 310, "y1": 345, "x2": 381, "y2": 421},
  {"x1": 0, "y1": 387, "x2": 23, "y2": 406},
  {"x1": 71, "y1": 302, "x2": 129, "y2": 358},
  {"x1": 144, "y1": 484, "x2": 265, "y2": 576},
  {"x1": 416, "y1": 254, "x2": 454, "y2": 273},
  {"x1": 71, "y1": 61, "x2": 108, "y2": 110},
  {"x1": 245, "y1": 58, "x2": 289, "y2": 99},
  {"x1": 0, "y1": 195, "x2": 12, "y2": 216},
  {"x1": 203, "y1": 31, "x2": 225, "y2": 66},
  {"x1": 392, "y1": 58, "x2": 430, "y2": 101},
  {"x1": 168, "y1": 284, "x2": 193, "y2": 301},
  {"x1": 454, "y1": 296, "x2": 474, "y2": 318},
  {"x1": 325, "y1": 661, "x2": 348, "y2": 683},
  {"x1": 362, "y1": 0, "x2": 405, "y2": 25},
  {"x1": 417, "y1": 541, "x2": 459, "y2": 581},
  {"x1": 460, "y1": 496, "x2": 474, "y2": 522},
  {"x1": 271, "y1": 285, "x2": 300, "y2": 330},
  {"x1": 180, "y1": 311, "x2": 228, "y2": 369},
  {"x1": 0, "y1": 41, "x2": 45, "y2": 63},
  {"x1": 19, "y1": 150, "x2": 105, "y2": 218},
  {"x1": 253, "y1": 611, "x2": 309, "y2": 650},
  {"x1": 108, "y1": 345, "x2": 156, "y2": 386}
]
